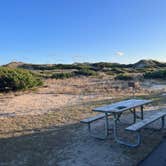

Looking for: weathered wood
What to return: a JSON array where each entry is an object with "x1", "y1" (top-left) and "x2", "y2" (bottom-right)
[
  {"x1": 80, "y1": 113, "x2": 106, "y2": 124},
  {"x1": 93, "y1": 99, "x2": 152, "y2": 113},
  {"x1": 126, "y1": 110, "x2": 166, "y2": 132}
]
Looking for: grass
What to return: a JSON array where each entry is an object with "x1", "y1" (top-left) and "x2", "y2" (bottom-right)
[
  {"x1": 0, "y1": 90, "x2": 165, "y2": 138},
  {"x1": 0, "y1": 77, "x2": 166, "y2": 165},
  {"x1": 0, "y1": 103, "x2": 165, "y2": 165},
  {"x1": 0, "y1": 122, "x2": 78, "y2": 165},
  {"x1": 0, "y1": 93, "x2": 155, "y2": 138}
]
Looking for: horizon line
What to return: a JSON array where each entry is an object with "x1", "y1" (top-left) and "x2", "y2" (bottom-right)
[{"x1": 1, "y1": 58, "x2": 166, "y2": 66}]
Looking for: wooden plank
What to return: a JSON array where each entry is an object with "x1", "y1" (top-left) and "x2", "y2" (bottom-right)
[
  {"x1": 126, "y1": 110, "x2": 166, "y2": 132},
  {"x1": 93, "y1": 99, "x2": 152, "y2": 113},
  {"x1": 80, "y1": 113, "x2": 106, "y2": 124}
]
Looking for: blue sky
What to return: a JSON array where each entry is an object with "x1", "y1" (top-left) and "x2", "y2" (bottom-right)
[{"x1": 0, "y1": 0, "x2": 166, "y2": 65}]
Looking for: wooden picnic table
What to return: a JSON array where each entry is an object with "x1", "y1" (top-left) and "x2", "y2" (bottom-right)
[{"x1": 92, "y1": 99, "x2": 152, "y2": 141}]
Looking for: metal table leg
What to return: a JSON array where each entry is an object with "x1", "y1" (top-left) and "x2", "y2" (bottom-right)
[
  {"x1": 161, "y1": 116, "x2": 165, "y2": 129},
  {"x1": 113, "y1": 113, "x2": 141, "y2": 147},
  {"x1": 105, "y1": 113, "x2": 109, "y2": 136},
  {"x1": 133, "y1": 108, "x2": 136, "y2": 123},
  {"x1": 141, "y1": 106, "x2": 144, "y2": 120},
  {"x1": 131, "y1": 106, "x2": 144, "y2": 122},
  {"x1": 88, "y1": 112, "x2": 109, "y2": 140}
]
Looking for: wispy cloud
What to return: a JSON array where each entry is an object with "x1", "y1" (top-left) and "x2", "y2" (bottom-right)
[{"x1": 116, "y1": 51, "x2": 124, "y2": 56}]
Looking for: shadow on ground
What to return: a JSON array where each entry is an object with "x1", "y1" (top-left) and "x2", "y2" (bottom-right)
[
  {"x1": 0, "y1": 124, "x2": 79, "y2": 166},
  {"x1": 0, "y1": 115, "x2": 165, "y2": 166}
]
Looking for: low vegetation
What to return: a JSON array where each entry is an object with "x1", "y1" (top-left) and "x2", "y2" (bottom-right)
[
  {"x1": 0, "y1": 67, "x2": 43, "y2": 91},
  {"x1": 144, "y1": 69, "x2": 166, "y2": 80},
  {"x1": 51, "y1": 72, "x2": 74, "y2": 79},
  {"x1": 3, "y1": 59, "x2": 166, "y2": 81},
  {"x1": 74, "y1": 68, "x2": 98, "y2": 76},
  {"x1": 115, "y1": 74, "x2": 133, "y2": 80},
  {"x1": 51, "y1": 69, "x2": 98, "y2": 79}
]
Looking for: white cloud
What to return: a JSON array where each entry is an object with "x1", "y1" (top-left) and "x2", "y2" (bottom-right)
[{"x1": 116, "y1": 51, "x2": 124, "y2": 56}]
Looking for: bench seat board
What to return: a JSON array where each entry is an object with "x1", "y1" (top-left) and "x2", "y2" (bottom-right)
[
  {"x1": 80, "y1": 113, "x2": 108, "y2": 123},
  {"x1": 126, "y1": 111, "x2": 166, "y2": 132},
  {"x1": 80, "y1": 113, "x2": 105, "y2": 123}
]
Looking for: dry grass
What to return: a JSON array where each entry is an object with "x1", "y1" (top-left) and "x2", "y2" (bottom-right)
[
  {"x1": 0, "y1": 109, "x2": 165, "y2": 165},
  {"x1": 0, "y1": 77, "x2": 166, "y2": 165},
  {"x1": 0, "y1": 77, "x2": 154, "y2": 117}
]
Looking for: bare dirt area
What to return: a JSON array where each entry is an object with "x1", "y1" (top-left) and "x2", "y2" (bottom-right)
[
  {"x1": 0, "y1": 77, "x2": 166, "y2": 165},
  {"x1": 0, "y1": 77, "x2": 158, "y2": 117},
  {"x1": 0, "y1": 111, "x2": 165, "y2": 166}
]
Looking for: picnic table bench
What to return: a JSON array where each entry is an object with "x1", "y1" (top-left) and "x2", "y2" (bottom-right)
[
  {"x1": 80, "y1": 113, "x2": 111, "y2": 139},
  {"x1": 80, "y1": 99, "x2": 166, "y2": 147},
  {"x1": 124, "y1": 109, "x2": 166, "y2": 147}
]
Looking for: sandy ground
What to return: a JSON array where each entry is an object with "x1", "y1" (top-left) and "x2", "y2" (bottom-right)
[
  {"x1": 0, "y1": 78, "x2": 107, "y2": 116},
  {"x1": 0, "y1": 110, "x2": 165, "y2": 166},
  {"x1": 55, "y1": 110, "x2": 166, "y2": 166},
  {"x1": 0, "y1": 93, "x2": 80, "y2": 115},
  {"x1": 0, "y1": 77, "x2": 164, "y2": 117},
  {"x1": 0, "y1": 78, "x2": 166, "y2": 165}
]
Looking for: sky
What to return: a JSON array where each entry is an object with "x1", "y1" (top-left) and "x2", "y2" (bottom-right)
[{"x1": 0, "y1": 0, "x2": 166, "y2": 65}]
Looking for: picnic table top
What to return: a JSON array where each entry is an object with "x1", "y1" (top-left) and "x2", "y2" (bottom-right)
[{"x1": 93, "y1": 99, "x2": 152, "y2": 113}]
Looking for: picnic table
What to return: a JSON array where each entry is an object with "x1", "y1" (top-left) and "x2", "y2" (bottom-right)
[
  {"x1": 81, "y1": 99, "x2": 166, "y2": 147},
  {"x1": 92, "y1": 99, "x2": 152, "y2": 143}
]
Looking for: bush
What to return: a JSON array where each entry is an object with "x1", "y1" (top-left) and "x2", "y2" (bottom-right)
[
  {"x1": 0, "y1": 67, "x2": 43, "y2": 91},
  {"x1": 144, "y1": 70, "x2": 166, "y2": 79},
  {"x1": 110, "y1": 68, "x2": 125, "y2": 74},
  {"x1": 51, "y1": 72, "x2": 74, "y2": 79},
  {"x1": 51, "y1": 69, "x2": 98, "y2": 79},
  {"x1": 74, "y1": 69, "x2": 98, "y2": 76},
  {"x1": 115, "y1": 74, "x2": 133, "y2": 80}
]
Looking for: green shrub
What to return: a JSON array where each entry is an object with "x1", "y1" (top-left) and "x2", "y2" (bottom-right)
[
  {"x1": 51, "y1": 69, "x2": 98, "y2": 79},
  {"x1": 110, "y1": 68, "x2": 125, "y2": 74},
  {"x1": 74, "y1": 69, "x2": 98, "y2": 76},
  {"x1": 51, "y1": 72, "x2": 74, "y2": 79},
  {"x1": 144, "y1": 70, "x2": 166, "y2": 79},
  {"x1": 0, "y1": 67, "x2": 43, "y2": 91},
  {"x1": 115, "y1": 74, "x2": 133, "y2": 80}
]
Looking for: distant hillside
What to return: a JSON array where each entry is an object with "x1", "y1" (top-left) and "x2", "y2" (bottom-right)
[
  {"x1": 3, "y1": 62, "x2": 56, "y2": 70},
  {"x1": 2, "y1": 59, "x2": 166, "y2": 79},
  {"x1": 3, "y1": 59, "x2": 166, "y2": 71},
  {"x1": 133, "y1": 59, "x2": 166, "y2": 68},
  {"x1": 3, "y1": 61, "x2": 25, "y2": 68},
  {"x1": 3, "y1": 61, "x2": 127, "y2": 71}
]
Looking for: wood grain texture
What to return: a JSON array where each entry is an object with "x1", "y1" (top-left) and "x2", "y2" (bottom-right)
[{"x1": 126, "y1": 109, "x2": 166, "y2": 131}]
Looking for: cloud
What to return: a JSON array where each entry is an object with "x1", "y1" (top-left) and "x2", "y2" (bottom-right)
[{"x1": 116, "y1": 51, "x2": 124, "y2": 56}]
